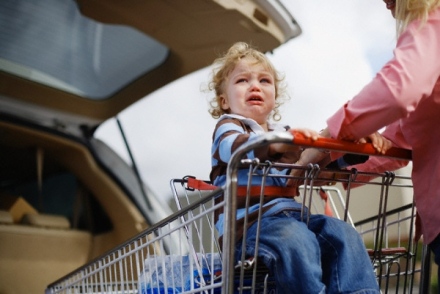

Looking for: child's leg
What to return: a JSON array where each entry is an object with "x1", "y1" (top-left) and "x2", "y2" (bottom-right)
[
  {"x1": 236, "y1": 212, "x2": 326, "y2": 294},
  {"x1": 307, "y1": 214, "x2": 380, "y2": 293}
]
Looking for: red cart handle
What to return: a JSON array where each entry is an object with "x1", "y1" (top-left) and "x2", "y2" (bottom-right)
[{"x1": 290, "y1": 131, "x2": 412, "y2": 160}]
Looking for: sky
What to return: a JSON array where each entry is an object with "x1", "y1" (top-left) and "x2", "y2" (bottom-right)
[{"x1": 95, "y1": 0, "x2": 397, "y2": 199}]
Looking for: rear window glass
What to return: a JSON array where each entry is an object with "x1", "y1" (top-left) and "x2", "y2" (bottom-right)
[{"x1": 0, "y1": 0, "x2": 168, "y2": 99}]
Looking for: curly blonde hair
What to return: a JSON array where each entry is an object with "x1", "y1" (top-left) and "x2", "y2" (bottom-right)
[
  {"x1": 207, "y1": 42, "x2": 288, "y2": 121},
  {"x1": 395, "y1": 0, "x2": 440, "y2": 35}
]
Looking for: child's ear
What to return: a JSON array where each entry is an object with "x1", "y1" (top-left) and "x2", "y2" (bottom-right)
[{"x1": 220, "y1": 95, "x2": 229, "y2": 110}]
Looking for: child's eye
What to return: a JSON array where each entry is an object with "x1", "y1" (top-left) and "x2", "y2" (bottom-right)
[
  {"x1": 236, "y1": 78, "x2": 247, "y2": 83},
  {"x1": 261, "y1": 78, "x2": 272, "y2": 83}
]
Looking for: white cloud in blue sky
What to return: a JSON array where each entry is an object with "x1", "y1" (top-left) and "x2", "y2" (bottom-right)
[{"x1": 95, "y1": 0, "x2": 396, "y2": 198}]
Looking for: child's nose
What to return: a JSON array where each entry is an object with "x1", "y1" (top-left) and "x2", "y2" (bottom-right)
[{"x1": 249, "y1": 80, "x2": 261, "y2": 91}]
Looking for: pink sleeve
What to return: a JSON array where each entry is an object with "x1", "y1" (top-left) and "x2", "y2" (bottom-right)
[{"x1": 327, "y1": 10, "x2": 440, "y2": 140}]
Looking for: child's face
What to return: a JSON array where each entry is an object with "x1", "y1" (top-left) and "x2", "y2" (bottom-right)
[{"x1": 220, "y1": 58, "x2": 276, "y2": 125}]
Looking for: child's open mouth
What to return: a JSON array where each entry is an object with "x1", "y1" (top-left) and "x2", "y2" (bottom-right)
[{"x1": 247, "y1": 96, "x2": 263, "y2": 103}]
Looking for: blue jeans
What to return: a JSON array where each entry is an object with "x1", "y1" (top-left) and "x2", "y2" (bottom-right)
[{"x1": 235, "y1": 210, "x2": 379, "y2": 294}]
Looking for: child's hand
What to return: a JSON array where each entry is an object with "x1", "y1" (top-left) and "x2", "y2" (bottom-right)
[
  {"x1": 292, "y1": 128, "x2": 320, "y2": 141},
  {"x1": 269, "y1": 128, "x2": 320, "y2": 159}
]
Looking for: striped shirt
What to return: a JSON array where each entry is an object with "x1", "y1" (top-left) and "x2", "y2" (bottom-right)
[{"x1": 210, "y1": 114, "x2": 304, "y2": 237}]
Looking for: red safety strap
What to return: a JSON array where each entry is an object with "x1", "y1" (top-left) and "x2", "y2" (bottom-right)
[
  {"x1": 186, "y1": 178, "x2": 333, "y2": 216},
  {"x1": 187, "y1": 177, "x2": 218, "y2": 191},
  {"x1": 186, "y1": 177, "x2": 298, "y2": 197}
]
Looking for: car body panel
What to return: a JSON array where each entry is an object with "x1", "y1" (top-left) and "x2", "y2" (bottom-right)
[{"x1": 1, "y1": 0, "x2": 300, "y2": 126}]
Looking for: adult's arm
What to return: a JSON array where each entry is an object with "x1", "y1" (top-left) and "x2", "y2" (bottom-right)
[{"x1": 327, "y1": 9, "x2": 440, "y2": 140}]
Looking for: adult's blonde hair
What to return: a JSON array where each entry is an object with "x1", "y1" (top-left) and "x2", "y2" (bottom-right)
[
  {"x1": 207, "y1": 42, "x2": 288, "y2": 121},
  {"x1": 395, "y1": 0, "x2": 440, "y2": 35}
]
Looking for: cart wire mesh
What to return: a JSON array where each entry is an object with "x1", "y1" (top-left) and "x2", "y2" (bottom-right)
[{"x1": 46, "y1": 131, "x2": 430, "y2": 294}]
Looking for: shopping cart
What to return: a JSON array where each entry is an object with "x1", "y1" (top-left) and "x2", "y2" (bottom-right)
[{"x1": 46, "y1": 130, "x2": 430, "y2": 294}]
